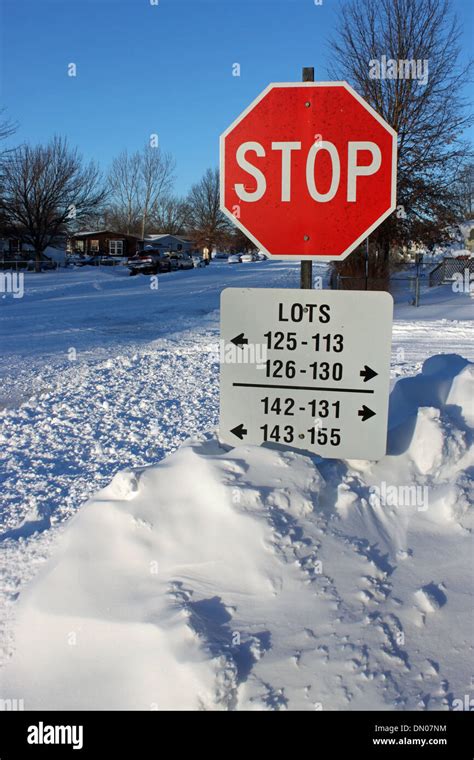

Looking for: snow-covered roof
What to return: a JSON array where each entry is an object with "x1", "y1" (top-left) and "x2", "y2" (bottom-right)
[
  {"x1": 72, "y1": 230, "x2": 140, "y2": 238},
  {"x1": 145, "y1": 234, "x2": 189, "y2": 242},
  {"x1": 72, "y1": 230, "x2": 109, "y2": 237}
]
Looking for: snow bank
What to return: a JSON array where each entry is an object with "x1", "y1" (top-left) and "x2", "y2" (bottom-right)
[{"x1": 1, "y1": 356, "x2": 472, "y2": 710}]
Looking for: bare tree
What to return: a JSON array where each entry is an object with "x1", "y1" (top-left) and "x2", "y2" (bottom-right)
[
  {"x1": 108, "y1": 150, "x2": 141, "y2": 234},
  {"x1": 456, "y1": 163, "x2": 474, "y2": 219},
  {"x1": 150, "y1": 195, "x2": 190, "y2": 236},
  {"x1": 329, "y1": 0, "x2": 473, "y2": 273},
  {"x1": 0, "y1": 109, "x2": 18, "y2": 238},
  {"x1": 0, "y1": 108, "x2": 17, "y2": 157},
  {"x1": 0, "y1": 136, "x2": 107, "y2": 271},
  {"x1": 140, "y1": 146, "x2": 175, "y2": 239},
  {"x1": 222, "y1": 227, "x2": 257, "y2": 254},
  {"x1": 107, "y1": 145, "x2": 175, "y2": 237},
  {"x1": 187, "y1": 168, "x2": 230, "y2": 256}
]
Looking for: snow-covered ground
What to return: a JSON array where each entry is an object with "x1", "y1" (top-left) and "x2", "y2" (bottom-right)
[{"x1": 0, "y1": 261, "x2": 472, "y2": 710}]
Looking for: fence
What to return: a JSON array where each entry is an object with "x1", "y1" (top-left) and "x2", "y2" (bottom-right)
[
  {"x1": 0, "y1": 259, "x2": 60, "y2": 272},
  {"x1": 428, "y1": 257, "x2": 474, "y2": 287},
  {"x1": 0, "y1": 260, "x2": 32, "y2": 272},
  {"x1": 330, "y1": 261, "x2": 436, "y2": 306},
  {"x1": 331, "y1": 257, "x2": 473, "y2": 304}
]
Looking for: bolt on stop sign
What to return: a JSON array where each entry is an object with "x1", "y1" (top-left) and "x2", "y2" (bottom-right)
[{"x1": 220, "y1": 82, "x2": 397, "y2": 259}]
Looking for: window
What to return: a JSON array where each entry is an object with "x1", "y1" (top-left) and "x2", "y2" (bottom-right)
[
  {"x1": 109, "y1": 240, "x2": 124, "y2": 256},
  {"x1": 75, "y1": 240, "x2": 84, "y2": 252},
  {"x1": 90, "y1": 240, "x2": 99, "y2": 252},
  {"x1": 177, "y1": 243, "x2": 182, "y2": 251}
]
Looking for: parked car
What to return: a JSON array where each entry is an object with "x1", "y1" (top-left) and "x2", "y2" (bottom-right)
[
  {"x1": 256, "y1": 251, "x2": 268, "y2": 261},
  {"x1": 99, "y1": 256, "x2": 128, "y2": 266},
  {"x1": 127, "y1": 251, "x2": 172, "y2": 275},
  {"x1": 227, "y1": 254, "x2": 242, "y2": 264},
  {"x1": 169, "y1": 252, "x2": 194, "y2": 270},
  {"x1": 167, "y1": 254, "x2": 179, "y2": 271},
  {"x1": 192, "y1": 255, "x2": 206, "y2": 268},
  {"x1": 76, "y1": 254, "x2": 102, "y2": 267},
  {"x1": 241, "y1": 252, "x2": 257, "y2": 263},
  {"x1": 66, "y1": 254, "x2": 86, "y2": 266}
]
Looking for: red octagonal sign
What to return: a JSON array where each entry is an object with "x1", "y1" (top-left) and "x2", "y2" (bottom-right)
[{"x1": 220, "y1": 82, "x2": 397, "y2": 260}]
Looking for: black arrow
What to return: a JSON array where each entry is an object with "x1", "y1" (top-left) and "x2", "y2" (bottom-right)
[
  {"x1": 358, "y1": 405, "x2": 376, "y2": 422},
  {"x1": 231, "y1": 333, "x2": 248, "y2": 348},
  {"x1": 230, "y1": 423, "x2": 248, "y2": 440},
  {"x1": 360, "y1": 365, "x2": 378, "y2": 382}
]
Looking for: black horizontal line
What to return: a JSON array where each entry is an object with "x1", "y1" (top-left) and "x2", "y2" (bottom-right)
[{"x1": 232, "y1": 383, "x2": 374, "y2": 394}]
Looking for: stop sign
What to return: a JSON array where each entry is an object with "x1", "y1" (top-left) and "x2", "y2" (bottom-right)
[{"x1": 220, "y1": 82, "x2": 397, "y2": 260}]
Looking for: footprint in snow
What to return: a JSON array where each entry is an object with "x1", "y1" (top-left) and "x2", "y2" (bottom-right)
[{"x1": 414, "y1": 582, "x2": 447, "y2": 614}]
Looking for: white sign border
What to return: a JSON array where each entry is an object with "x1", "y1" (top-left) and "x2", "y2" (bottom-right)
[{"x1": 219, "y1": 81, "x2": 398, "y2": 262}]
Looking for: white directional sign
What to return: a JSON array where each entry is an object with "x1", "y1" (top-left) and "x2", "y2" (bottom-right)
[{"x1": 220, "y1": 288, "x2": 393, "y2": 460}]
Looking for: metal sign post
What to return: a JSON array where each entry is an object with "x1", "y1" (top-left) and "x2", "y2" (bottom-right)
[{"x1": 300, "y1": 67, "x2": 314, "y2": 290}]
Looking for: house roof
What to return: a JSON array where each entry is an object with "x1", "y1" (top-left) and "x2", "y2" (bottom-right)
[
  {"x1": 145, "y1": 234, "x2": 190, "y2": 243},
  {"x1": 71, "y1": 230, "x2": 141, "y2": 239}
]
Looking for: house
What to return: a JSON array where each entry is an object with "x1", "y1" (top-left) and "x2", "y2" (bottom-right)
[
  {"x1": 68, "y1": 230, "x2": 195, "y2": 258},
  {"x1": 0, "y1": 236, "x2": 25, "y2": 257},
  {"x1": 0, "y1": 238, "x2": 66, "y2": 268},
  {"x1": 68, "y1": 230, "x2": 141, "y2": 257},
  {"x1": 141, "y1": 234, "x2": 195, "y2": 254}
]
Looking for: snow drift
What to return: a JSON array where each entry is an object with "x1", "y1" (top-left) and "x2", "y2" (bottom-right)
[{"x1": 0, "y1": 355, "x2": 472, "y2": 710}]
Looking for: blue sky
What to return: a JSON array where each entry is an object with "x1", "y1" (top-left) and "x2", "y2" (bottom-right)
[{"x1": 1, "y1": 0, "x2": 473, "y2": 197}]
